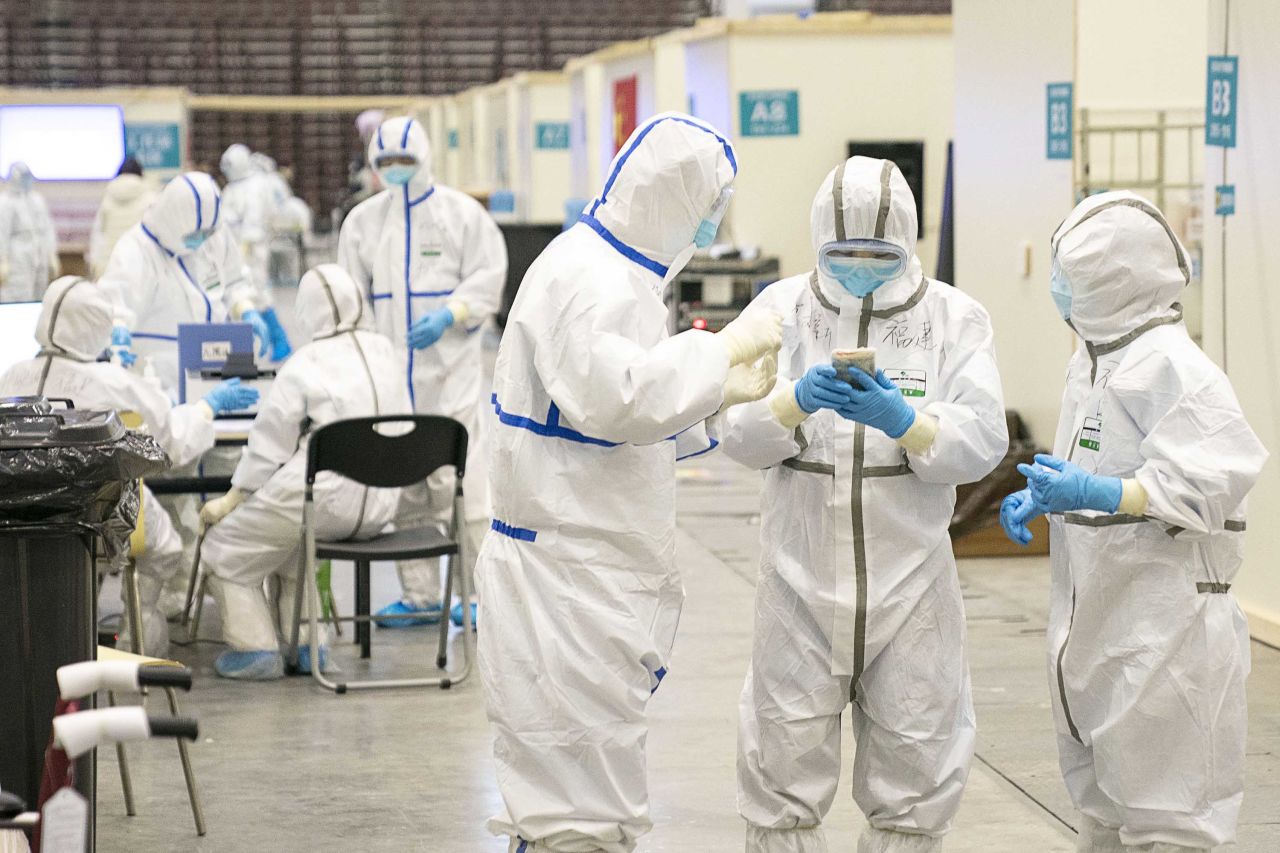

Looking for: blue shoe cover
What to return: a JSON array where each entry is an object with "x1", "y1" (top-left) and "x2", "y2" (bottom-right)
[
  {"x1": 262, "y1": 307, "x2": 293, "y2": 361},
  {"x1": 215, "y1": 649, "x2": 284, "y2": 681},
  {"x1": 374, "y1": 600, "x2": 442, "y2": 628},
  {"x1": 295, "y1": 644, "x2": 336, "y2": 674},
  {"x1": 450, "y1": 601, "x2": 478, "y2": 630}
]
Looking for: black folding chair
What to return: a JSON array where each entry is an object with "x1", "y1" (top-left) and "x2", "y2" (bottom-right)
[{"x1": 285, "y1": 415, "x2": 473, "y2": 693}]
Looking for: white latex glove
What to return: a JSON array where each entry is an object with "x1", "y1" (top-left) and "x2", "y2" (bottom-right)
[
  {"x1": 200, "y1": 487, "x2": 245, "y2": 529},
  {"x1": 717, "y1": 310, "x2": 783, "y2": 367},
  {"x1": 721, "y1": 350, "x2": 778, "y2": 408}
]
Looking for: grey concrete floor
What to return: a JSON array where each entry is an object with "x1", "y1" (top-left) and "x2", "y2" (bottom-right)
[{"x1": 93, "y1": 451, "x2": 1280, "y2": 852}]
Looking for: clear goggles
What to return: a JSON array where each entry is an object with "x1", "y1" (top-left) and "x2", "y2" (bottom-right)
[
  {"x1": 818, "y1": 239, "x2": 908, "y2": 281},
  {"x1": 374, "y1": 154, "x2": 419, "y2": 169}
]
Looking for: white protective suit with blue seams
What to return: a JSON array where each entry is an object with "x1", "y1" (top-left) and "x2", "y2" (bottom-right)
[
  {"x1": 338, "y1": 115, "x2": 507, "y2": 616},
  {"x1": 475, "y1": 112, "x2": 781, "y2": 853}
]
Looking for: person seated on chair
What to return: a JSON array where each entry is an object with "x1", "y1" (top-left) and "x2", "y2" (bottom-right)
[
  {"x1": 199, "y1": 263, "x2": 412, "y2": 681},
  {"x1": 0, "y1": 276, "x2": 258, "y2": 656}
]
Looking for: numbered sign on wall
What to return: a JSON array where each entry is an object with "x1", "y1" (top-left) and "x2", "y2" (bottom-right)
[
  {"x1": 1206, "y1": 56, "x2": 1238, "y2": 148},
  {"x1": 739, "y1": 91, "x2": 799, "y2": 137},
  {"x1": 1045, "y1": 82, "x2": 1073, "y2": 160},
  {"x1": 535, "y1": 122, "x2": 570, "y2": 150}
]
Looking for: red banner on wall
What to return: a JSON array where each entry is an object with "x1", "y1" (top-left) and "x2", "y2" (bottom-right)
[{"x1": 613, "y1": 76, "x2": 638, "y2": 154}]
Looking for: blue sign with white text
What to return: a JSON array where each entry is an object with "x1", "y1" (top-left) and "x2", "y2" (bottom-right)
[
  {"x1": 1206, "y1": 56, "x2": 1238, "y2": 148},
  {"x1": 739, "y1": 91, "x2": 800, "y2": 137},
  {"x1": 125, "y1": 122, "x2": 181, "y2": 170},
  {"x1": 1046, "y1": 83, "x2": 1073, "y2": 160},
  {"x1": 447, "y1": 129, "x2": 459, "y2": 149},
  {"x1": 535, "y1": 122, "x2": 570, "y2": 150},
  {"x1": 1215, "y1": 184, "x2": 1236, "y2": 216}
]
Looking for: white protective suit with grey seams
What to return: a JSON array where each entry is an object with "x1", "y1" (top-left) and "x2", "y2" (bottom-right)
[
  {"x1": 722, "y1": 157, "x2": 1009, "y2": 853},
  {"x1": 338, "y1": 115, "x2": 507, "y2": 610},
  {"x1": 475, "y1": 113, "x2": 740, "y2": 853},
  {"x1": 200, "y1": 264, "x2": 412, "y2": 653},
  {"x1": 97, "y1": 171, "x2": 255, "y2": 400},
  {"x1": 0, "y1": 276, "x2": 218, "y2": 655},
  {"x1": 1045, "y1": 190, "x2": 1267, "y2": 851}
]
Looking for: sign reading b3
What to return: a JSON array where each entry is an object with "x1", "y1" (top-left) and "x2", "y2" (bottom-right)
[
  {"x1": 1045, "y1": 83, "x2": 1073, "y2": 160},
  {"x1": 1206, "y1": 55, "x2": 1239, "y2": 148},
  {"x1": 739, "y1": 90, "x2": 799, "y2": 137}
]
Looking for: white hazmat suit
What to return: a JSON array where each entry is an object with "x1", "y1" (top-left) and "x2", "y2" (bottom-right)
[
  {"x1": 1042, "y1": 192, "x2": 1266, "y2": 851},
  {"x1": 99, "y1": 172, "x2": 255, "y2": 399},
  {"x1": 201, "y1": 264, "x2": 411, "y2": 668},
  {"x1": 0, "y1": 276, "x2": 217, "y2": 655},
  {"x1": 722, "y1": 157, "x2": 1009, "y2": 853},
  {"x1": 475, "y1": 112, "x2": 779, "y2": 853},
  {"x1": 220, "y1": 144, "x2": 277, "y2": 292},
  {"x1": 0, "y1": 162, "x2": 59, "y2": 302},
  {"x1": 338, "y1": 116, "x2": 507, "y2": 615},
  {"x1": 87, "y1": 168, "x2": 157, "y2": 279}
]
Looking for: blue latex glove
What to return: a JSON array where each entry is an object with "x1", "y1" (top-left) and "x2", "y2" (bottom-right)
[
  {"x1": 203, "y1": 378, "x2": 260, "y2": 415},
  {"x1": 240, "y1": 310, "x2": 271, "y2": 358},
  {"x1": 794, "y1": 364, "x2": 855, "y2": 414},
  {"x1": 1000, "y1": 488, "x2": 1046, "y2": 545},
  {"x1": 1017, "y1": 453, "x2": 1122, "y2": 514},
  {"x1": 110, "y1": 325, "x2": 136, "y2": 367},
  {"x1": 836, "y1": 369, "x2": 917, "y2": 438},
  {"x1": 261, "y1": 307, "x2": 293, "y2": 361},
  {"x1": 408, "y1": 308, "x2": 455, "y2": 350}
]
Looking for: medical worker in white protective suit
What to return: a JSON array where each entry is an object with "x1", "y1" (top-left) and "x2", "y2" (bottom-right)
[
  {"x1": 98, "y1": 172, "x2": 269, "y2": 397},
  {"x1": 338, "y1": 115, "x2": 507, "y2": 628},
  {"x1": 198, "y1": 264, "x2": 412, "y2": 680},
  {"x1": 0, "y1": 277, "x2": 258, "y2": 655},
  {"x1": 1000, "y1": 191, "x2": 1267, "y2": 853},
  {"x1": 720, "y1": 157, "x2": 1008, "y2": 853},
  {"x1": 0, "y1": 162, "x2": 59, "y2": 302},
  {"x1": 476, "y1": 112, "x2": 783, "y2": 853},
  {"x1": 220, "y1": 144, "x2": 293, "y2": 360}
]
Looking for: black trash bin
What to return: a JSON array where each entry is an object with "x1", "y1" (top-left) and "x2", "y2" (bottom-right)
[{"x1": 0, "y1": 396, "x2": 167, "y2": 847}]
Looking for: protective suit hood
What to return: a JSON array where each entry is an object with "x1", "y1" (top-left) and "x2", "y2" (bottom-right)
[
  {"x1": 367, "y1": 116, "x2": 434, "y2": 196},
  {"x1": 105, "y1": 172, "x2": 149, "y2": 203},
  {"x1": 581, "y1": 112, "x2": 738, "y2": 275},
  {"x1": 1051, "y1": 190, "x2": 1190, "y2": 343},
  {"x1": 251, "y1": 152, "x2": 277, "y2": 174},
  {"x1": 141, "y1": 172, "x2": 222, "y2": 257},
  {"x1": 6, "y1": 161, "x2": 34, "y2": 193},
  {"x1": 36, "y1": 276, "x2": 113, "y2": 362},
  {"x1": 296, "y1": 263, "x2": 370, "y2": 341},
  {"x1": 811, "y1": 156, "x2": 920, "y2": 307},
  {"x1": 221, "y1": 144, "x2": 254, "y2": 183}
]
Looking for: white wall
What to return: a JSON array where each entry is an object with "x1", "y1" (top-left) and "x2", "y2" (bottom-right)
[
  {"x1": 441, "y1": 98, "x2": 461, "y2": 188},
  {"x1": 595, "y1": 51, "x2": 658, "y2": 187},
  {"x1": 514, "y1": 77, "x2": 572, "y2": 222},
  {"x1": 654, "y1": 38, "x2": 690, "y2": 114},
  {"x1": 1203, "y1": 0, "x2": 1280, "y2": 644},
  {"x1": 953, "y1": 0, "x2": 1075, "y2": 445},
  {"x1": 1077, "y1": 0, "x2": 1208, "y2": 111},
  {"x1": 724, "y1": 29, "x2": 953, "y2": 279},
  {"x1": 568, "y1": 63, "x2": 605, "y2": 200}
]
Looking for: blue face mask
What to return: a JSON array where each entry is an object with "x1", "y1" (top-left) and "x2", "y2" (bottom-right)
[
  {"x1": 379, "y1": 163, "x2": 418, "y2": 186},
  {"x1": 1050, "y1": 260, "x2": 1072, "y2": 321},
  {"x1": 183, "y1": 229, "x2": 212, "y2": 251}
]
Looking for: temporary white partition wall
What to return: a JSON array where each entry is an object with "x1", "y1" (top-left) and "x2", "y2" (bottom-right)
[
  {"x1": 510, "y1": 71, "x2": 572, "y2": 222},
  {"x1": 473, "y1": 80, "x2": 513, "y2": 195},
  {"x1": 0, "y1": 86, "x2": 188, "y2": 255},
  {"x1": 655, "y1": 13, "x2": 954, "y2": 279},
  {"x1": 1203, "y1": 0, "x2": 1280, "y2": 645},
  {"x1": 452, "y1": 88, "x2": 479, "y2": 193},
  {"x1": 439, "y1": 97, "x2": 461, "y2": 188},
  {"x1": 566, "y1": 38, "x2": 655, "y2": 202},
  {"x1": 414, "y1": 97, "x2": 448, "y2": 178}
]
